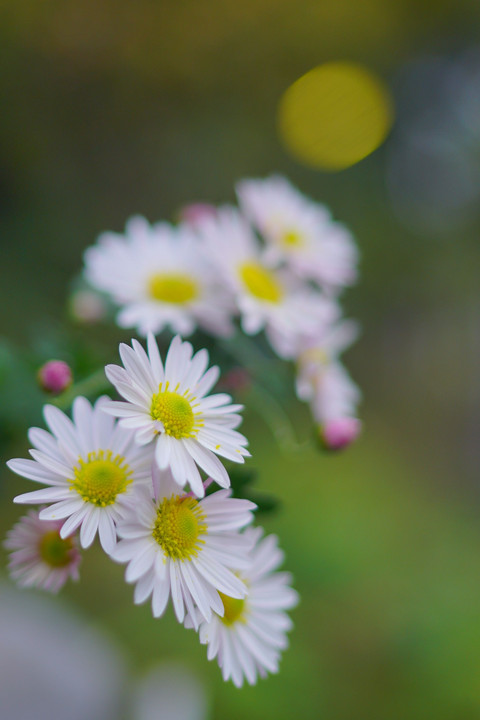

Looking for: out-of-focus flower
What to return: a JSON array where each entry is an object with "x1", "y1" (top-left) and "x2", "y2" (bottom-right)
[
  {"x1": 295, "y1": 320, "x2": 361, "y2": 431},
  {"x1": 218, "y1": 367, "x2": 251, "y2": 394},
  {"x1": 69, "y1": 289, "x2": 107, "y2": 323},
  {"x1": 0, "y1": 585, "x2": 127, "y2": 720},
  {"x1": 131, "y1": 663, "x2": 209, "y2": 720},
  {"x1": 319, "y1": 417, "x2": 361, "y2": 451},
  {"x1": 9, "y1": 397, "x2": 153, "y2": 554},
  {"x1": 196, "y1": 206, "x2": 337, "y2": 359},
  {"x1": 178, "y1": 203, "x2": 217, "y2": 227},
  {"x1": 84, "y1": 216, "x2": 233, "y2": 337},
  {"x1": 4, "y1": 509, "x2": 81, "y2": 593},
  {"x1": 237, "y1": 175, "x2": 358, "y2": 291},
  {"x1": 186, "y1": 526, "x2": 298, "y2": 687},
  {"x1": 103, "y1": 334, "x2": 250, "y2": 497},
  {"x1": 37, "y1": 360, "x2": 73, "y2": 395},
  {"x1": 111, "y1": 467, "x2": 255, "y2": 625}
]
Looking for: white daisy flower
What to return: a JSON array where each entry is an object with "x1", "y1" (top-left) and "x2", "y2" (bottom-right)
[
  {"x1": 295, "y1": 320, "x2": 361, "y2": 426},
  {"x1": 4, "y1": 509, "x2": 82, "y2": 593},
  {"x1": 196, "y1": 206, "x2": 338, "y2": 359},
  {"x1": 185, "y1": 526, "x2": 299, "y2": 688},
  {"x1": 111, "y1": 466, "x2": 256, "y2": 626},
  {"x1": 295, "y1": 319, "x2": 360, "y2": 403},
  {"x1": 237, "y1": 175, "x2": 358, "y2": 291},
  {"x1": 84, "y1": 215, "x2": 234, "y2": 338},
  {"x1": 306, "y1": 360, "x2": 361, "y2": 426},
  {"x1": 9, "y1": 396, "x2": 153, "y2": 554},
  {"x1": 103, "y1": 334, "x2": 250, "y2": 497}
]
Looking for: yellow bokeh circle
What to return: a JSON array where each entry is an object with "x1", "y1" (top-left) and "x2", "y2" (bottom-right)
[{"x1": 278, "y1": 61, "x2": 394, "y2": 171}]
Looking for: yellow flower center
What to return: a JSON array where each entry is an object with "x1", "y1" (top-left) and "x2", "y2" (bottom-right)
[
  {"x1": 72, "y1": 450, "x2": 132, "y2": 507},
  {"x1": 219, "y1": 592, "x2": 245, "y2": 625},
  {"x1": 299, "y1": 348, "x2": 329, "y2": 366},
  {"x1": 152, "y1": 495, "x2": 207, "y2": 560},
  {"x1": 151, "y1": 387, "x2": 196, "y2": 438},
  {"x1": 38, "y1": 530, "x2": 75, "y2": 568},
  {"x1": 283, "y1": 229, "x2": 303, "y2": 247},
  {"x1": 239, "y1": 262, "x2": 283, "y2": 303},
  {"x1": 148, "y1": 273, "x2": 198, "y2": 304}
]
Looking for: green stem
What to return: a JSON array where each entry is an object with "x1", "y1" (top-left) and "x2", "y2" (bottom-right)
[
  {"x1": 216, "y1": 332, "x2": 284, "y2": 395},
  {"x1": 247, "y1": 382, "x2": 311, "y2": 455}
]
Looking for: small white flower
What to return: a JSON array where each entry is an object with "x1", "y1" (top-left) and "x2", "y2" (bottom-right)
[
  {"x1": 9, "y1": 397, "x2": 153, "y2": 554},
  {"x1": 306, "y1": 360, "x2": 361, "y2": 426},
  {"x1": 185, "y1": 526, "x2": 299, "y2": 688},
  {"x1": 295, "y1": 320, "x2": 361, "y2": 424},
  {"x1": 111, "y1": 467, "x2": 256, "y2": 626},
  {"x1": 103, "y1": 334, "x2": 250, "y2": 497},
  {"x1": 196, "y1": 206, "x2": 338, "y2": 358},
  {"x1": 84, "y1": 215, "x2": 234, "y2": 338},
  {"x1": 4, "y1": 509, "x2": 82, "y2": 593},
  {"x1": 237, "y1": 175, "x2": 358, "y2": 291}
]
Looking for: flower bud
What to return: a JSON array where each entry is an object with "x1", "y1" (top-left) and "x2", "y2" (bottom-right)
[
  {"x1": 178, "y1": 203, "x2": 217, "y2": 227},
  {"x1": 69, "y1": 289, "x2": 107, "y2": 324},
  {"x1": 37, "y1": 360, "x2": 73, "y2": 395},
  {"x1": 319, "y1": 417, "x2": 361, "y2": 451},
  {"x1": 219, "y1": 367, "x2": 251, "y2": 393}
]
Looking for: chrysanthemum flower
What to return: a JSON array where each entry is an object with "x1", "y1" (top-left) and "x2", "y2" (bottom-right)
[
  {"x1": 237, "y1": 175, "x2": 358, "y2": 291},
  {"x1": 103, "y1": 334, "x2": 250, "y2": 497},
  {"x1": 196, "y1": 207, "x2": 337, "y2": 359},
  {"x1": 84, "y1": 216, "x2": 234, "y2": 338},
  {"x1": 9, "y1": 397, "x2": 153, "y2": 554},
  {"x1": 111, "y1": 467, "x2": 256, "y2": 626},
  {"x1": 4, "y1": 509, "x2": 82, "y2": 593},
  {"x1": 295, "y1": 319, "x2": 361, "y2": 424},
  {"x1": 185, "y1": 526, "x2": 299, "y2": 687}
]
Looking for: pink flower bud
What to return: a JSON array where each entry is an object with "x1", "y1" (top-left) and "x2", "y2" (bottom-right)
[
  {"x1": 178, "y1": 203, "x2": 217, "y2": 227},
  {"x1": 219, "y1": 367, "x2": 251, "y2": 393},
  {"x1": 319, "y1": 417, "x2": 361, "y2": 451},
  {"x1": 38, "y1": 360, "x2": 73, "y2": 395}
]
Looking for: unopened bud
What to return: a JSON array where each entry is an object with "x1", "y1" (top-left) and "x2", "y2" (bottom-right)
[
  {"x1": 69, "y1": 289, "x2": 107, "y2": 324},
  {"x1": 178, "y1": 203, "x2": 217, "y2": 227},
  {"x1": 219, "y1": 367, "x2": 251, "y2": 394},
  {"x1": 319, "y1": 417, "x2": 361, "y2": 451},
  {"x1": 38, "y1": 360, "x2": 73, "y2": 395}
]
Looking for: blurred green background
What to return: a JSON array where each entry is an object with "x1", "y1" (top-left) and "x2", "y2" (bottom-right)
[{"x1": 2, "y1": 1, "x2": 480, "y2": 718}]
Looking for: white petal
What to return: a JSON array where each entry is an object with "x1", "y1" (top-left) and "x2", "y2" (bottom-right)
[
  {"x1": 182, "y1": 440, "x2": 230, "y2": 488},
  {"x1": 59, "y1": 505, "x2": 90, "y2": 537},
  {"x1": 147, "y1": 333, "x2": 164, "y2": 384},
  {"x1": 72, "y1": 396, "x2": 94, "y2": 455},
  {"x1": 43, "y1": 405, "x2": 79, "y2": 454},
  {"x1": 27, "y1": 427, "x2": 59, "y2": 458},
  {"x1": 169, "y1": 562, "x2": 185, "y2": 623},
  {"x1": 120, "y1": 342, "x2": 156, "y2": 393},
  {"x1": 7, "y1": 459, "x2": 65, "y2": 486},
  {"x1": 134, "y1": 571, "x2": 155, "y2": 604},
  {"x1": 14, "y1": 487, "x2": 71, "y2": 505},
  {"x1": 126, "y1": 543, "x2": 157, "y2": 583},
  {"x1": 98, "y1": 512, "x2": 118, "y2": 554},
  {"x1": 193, "y1": 555, "x2": 246, "y2": 598},
  {"x1": 79, "y1": 507, "x2": 101, "y2": 548},
  {"x1": 152, "y1": 572, "x2": 170, "y2": 617},
  {"x1": 29, "y1": 449, "x2": 73, "y2": 479}
]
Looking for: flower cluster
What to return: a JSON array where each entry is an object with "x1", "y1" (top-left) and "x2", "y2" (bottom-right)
[
  {"x1": 84, "y1": 176, "x2": 361, "y2": 441},
  {"x1": 6, "y1": 334, "x2": 298, "y2": 687},
  {"x1": 5, "y1": 175, "x2": 361, "y2": 687}
]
